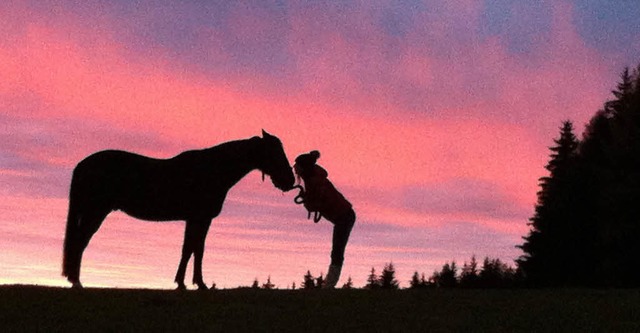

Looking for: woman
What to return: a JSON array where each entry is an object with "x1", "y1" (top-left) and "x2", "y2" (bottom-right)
[{"x1": 293, "y1": 151, "x2": 356, "y2": 288}]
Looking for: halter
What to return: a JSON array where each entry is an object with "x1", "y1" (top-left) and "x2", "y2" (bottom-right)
[{"x1": 292, "y1": 185, "x2": 322, "y2": 223}]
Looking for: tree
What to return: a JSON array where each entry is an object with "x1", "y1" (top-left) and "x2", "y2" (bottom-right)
[
  {"x1": 479, "y1": 257, "x2": 515, "y2": 288},
  {"x1": 519, "y1": 64, "x2": 640, "y2": 287},
  {"x1": 251, "y1": 278, "x2": 260, "y2": 289},
  {"x1": 302, "y1": 270, "x2": 315, "y2": 290},
  {"x1": 570, "y1": 66, "x2": 640, "y2": 286},
  {"x1": 342, "y1": 276, "x2": 354, "y2": 289},
  {"x1": 409, "y1": 271, "x2": 430, "y2": 289},
  {"x1": 518, "y1": 121, "x2": 581, "y2": 286},
  {"x1": 315, "y1": 272, "x2": 325, "y2": 289},
  {"x1": 598, "y1": 65, "x2": 640, "y2": 286},
  {"x1": 459, "y1": 255, "x2": 479, "y2": 288},
  {"x1": 379, "y1": 262, "x2": 399, "y2": 289},
  {"x1": 438, "y1": 261, "x2": 457, "y2": 288},
  {"x1": 262, "y1": 276, "x2": 275, "y2": 290},
  {"x1": 430, "y1": 261, "x2": 457, "y2": 288},
  {"x1": 365, "y1": 267, "x2": 380, "y2": 289},
  {"x1": 420, "y1": 273, "x2": 429, "y2": 288},
  {"x1": 409, "y1": 271, "x2": 422, "y2": 289}
]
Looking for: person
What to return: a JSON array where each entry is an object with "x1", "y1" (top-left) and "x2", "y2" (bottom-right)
[{"x1": 293, "y1": 150, "x2": 356, "y2": 288}]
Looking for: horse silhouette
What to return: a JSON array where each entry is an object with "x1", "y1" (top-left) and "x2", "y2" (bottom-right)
[{"x1": 62, "y1": 130, "x2": 295, "y2": 290}]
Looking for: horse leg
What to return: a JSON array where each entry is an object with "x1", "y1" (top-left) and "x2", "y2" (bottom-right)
[
  {"x1": 175, "y1": 219, "x2": 211, "y2": 290},
  {"x1": 66, "y1": 207, "x2": 109, "y2": 288},
  {"x1": 191, "y1": 219, "x2": 212, "y2": 290},
  {"x1": 174, "y1": 221, "x2": 195, "y2": 291}
]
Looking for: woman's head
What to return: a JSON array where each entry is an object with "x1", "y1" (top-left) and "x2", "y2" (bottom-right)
[{"x1": 294, "y1": 150, "x2": 320, "y2": 179}]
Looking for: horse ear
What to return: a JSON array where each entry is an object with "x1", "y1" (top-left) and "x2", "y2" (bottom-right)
[{"x1": 262, "y1": 129, "x2": 270, "y2": 138}]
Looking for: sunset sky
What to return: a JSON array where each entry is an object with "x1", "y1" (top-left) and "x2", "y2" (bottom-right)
[{"x1": 1, "y1": 1, "x2": 639, "y2": 289}]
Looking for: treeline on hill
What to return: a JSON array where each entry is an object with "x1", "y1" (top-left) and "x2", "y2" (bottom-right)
[
  {"x1": 244, "y1": 258, "x2": 517, "y2": 290},
  {"x1": 518, "y1": 64, "x2": 640, "y2": 287}
]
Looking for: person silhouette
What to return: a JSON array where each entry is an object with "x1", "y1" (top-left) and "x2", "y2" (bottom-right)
[{"x1": 293, "y1": 150, "x2": 356, "y2": 288}]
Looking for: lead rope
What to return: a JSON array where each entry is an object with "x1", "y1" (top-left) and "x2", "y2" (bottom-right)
[{"x1": 292, "y1": 185, "x2": 322, "y2": 223}]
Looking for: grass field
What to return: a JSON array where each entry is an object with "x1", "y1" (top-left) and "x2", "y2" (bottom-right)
[{"x1": 1, "y1": 285, "x2": 639, "y2": 332}]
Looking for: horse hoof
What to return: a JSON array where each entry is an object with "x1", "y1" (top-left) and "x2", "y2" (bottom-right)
[
  {"x1": 196, "y1": 283, "x2": 209, "y2": 291},
  {"x1": 71, "y1": 281, "x2": 83, "y2": 289},
  {"x1": 176, "y1": 284, "x2": 187, "y2": 291}
]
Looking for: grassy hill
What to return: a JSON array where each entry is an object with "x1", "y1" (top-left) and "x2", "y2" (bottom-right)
[{"x1": 1, "y1": 285, "x2": 639, "y2": 332}]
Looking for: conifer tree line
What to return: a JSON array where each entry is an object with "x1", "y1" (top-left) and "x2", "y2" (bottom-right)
[
  {"x1": 409, "y1": 256, "x2": 518, "y2": 289},
  {"x1": 243, "y1": 257, "x2": 516, "y2": 290},
  {"x1": 518, "y1": 64, "x2": 640, "y2": 287}
]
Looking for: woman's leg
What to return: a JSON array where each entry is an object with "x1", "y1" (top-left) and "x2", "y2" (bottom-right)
[{"x1": 325, "y1": 209, "x2": 356, "y2": 288}]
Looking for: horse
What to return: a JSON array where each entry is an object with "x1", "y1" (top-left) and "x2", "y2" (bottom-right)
[{"x1": 62, "y1": 130, "x2": 295, "y2": 290}]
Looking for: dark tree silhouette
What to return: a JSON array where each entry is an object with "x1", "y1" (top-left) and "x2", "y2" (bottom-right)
[
  {"x1": 365, "y1": 267, "x2": 380, "y2": 289},
  {"x1": 420, "y1": 272, "x2": 429, "y2": 288},
  {"x1": 342, "y1": 276, "x2": 354, "y2": 289},
  {"x1": 302, "y1": 270, "x2": 315, "y2": 290},
  {"x1": 519, "y1": 64, "x2": 640, "y2": 287},
  {"x1": 431, "y1": 261, "x2": 457, "y2": 288},
  {"x1": 459, "y1": 255, "x2": 479, "y2": 288},
  {"x1": 409, "y1": 271, "x2": 430, "y2": 289},
  {"x1": 478, "y1": 257, "x2": 516, "y2": 288},
  {"x1": 410, "y1": 271, "x2": 422, "y2": 289},
  {"x1": 426, "y1": 256, "x2": 517, "y2": 289},
  {"x1": 588, "y1": 65, "x2": 640, "y2": 286},
  {"x1": 518, "y1": 121, "x2": 581, "y2": 286},
  {"x1": 262, "y1": 276, "x2": 275, "y2": 290},
  {"x1": 315, "y1": 272, "x2": 325, "y2": 289},
  {"x1": 251, "y1": 278, "x2": 260, "y2": 289},
  {"x1": 379, "y1": 262, "x2": 399, "y2": 289}
]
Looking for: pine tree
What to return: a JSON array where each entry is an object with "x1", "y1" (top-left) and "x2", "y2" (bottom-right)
[
  {"x1": 460, "y1": 255, "x2": 479, "y2": 288},
  {"x1": 262, "y1": 276, "x2": 275, "y2": 290},
  {"x1": 342, "y1": 276, "x2": 354, "y2": 289},
  {"x1": 315, "y1": 272, "x2": 325, "y2": 289},
  {"x1": 251, "y1": 278, "x2": 260, "y2": 289},
  {"x1": 479, "y1": 257, "x2": 515, "y2": 288},
  {"x1": 519, "y1": 64, "x2": 640, "y2": 287},
  {"x1": 438, "y1": 261, "x2": 457, "y2": 288},
  {"x1": 420, "y1": 273, "x2": 429, "y2": 288},
  {"x1": 592, "y1": 66, "x2": 640, "y2": 286},
  {"x1": 379, "y1": 262, "x2": 399, "y2": 289},
  {"x1": 410, "y1": 271, "x2": 422, "y2": 289},
  {"x1": 518, "y1": 121, "x2": 581, "y2": 286},
  {"x1": 302, "y1": 270, "x2": 315, "y2": 290},
  {"x1": 409, "y1": 271, "x2": 429, "y2": 289},
  {"x1": 365, "y1": 267, "x2": 380, "y2": 289}
]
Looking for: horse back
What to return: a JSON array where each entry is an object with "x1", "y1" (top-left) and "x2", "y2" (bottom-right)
[{"x1": 71, "y1": 150, "x2": 225, "y2": 220}]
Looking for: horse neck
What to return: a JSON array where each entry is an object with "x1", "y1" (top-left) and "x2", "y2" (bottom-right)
[{"x1": 205, "y1": 137, "x2": 264, "y2": 186}]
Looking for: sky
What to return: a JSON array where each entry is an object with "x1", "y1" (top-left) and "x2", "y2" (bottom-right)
[{"x1": 1, "y1": 0, "x2": 639, "y2": 289}]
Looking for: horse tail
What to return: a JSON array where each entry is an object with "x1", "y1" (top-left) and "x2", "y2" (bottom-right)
[{"x1": 62, "y1": 160, "x2": 110, "y2": 285}]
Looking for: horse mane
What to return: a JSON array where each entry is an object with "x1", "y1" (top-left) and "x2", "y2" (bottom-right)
[{"x1": 171, "y1": 136, "x2": 262, "y2": 163}]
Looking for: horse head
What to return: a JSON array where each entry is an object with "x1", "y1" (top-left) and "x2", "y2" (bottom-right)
[{"x1": 259, "y1": 130, "x2": 295, "y2": 192}]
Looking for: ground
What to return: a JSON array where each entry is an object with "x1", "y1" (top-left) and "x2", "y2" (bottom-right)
[{"x1": 1, "y1": 285, "x2": 638, "y2": 332}]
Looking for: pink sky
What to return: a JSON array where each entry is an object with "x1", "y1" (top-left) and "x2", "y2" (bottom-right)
[{"x1": 1, "y1": 1, "x2": 638, "y2": 288}]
